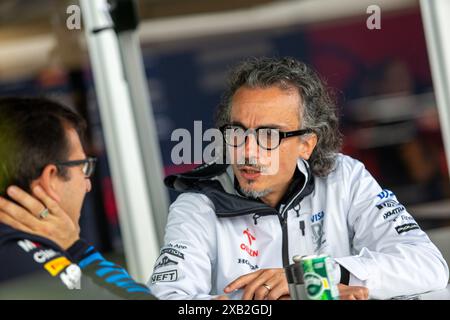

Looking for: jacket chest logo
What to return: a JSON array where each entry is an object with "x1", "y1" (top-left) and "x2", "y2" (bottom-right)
[
  {"x1": 311, "y1": 211, "x2": 327, "y2": 252},
  {"x1": 240, "y1": 228, "x2": 259, "y2": 257}
]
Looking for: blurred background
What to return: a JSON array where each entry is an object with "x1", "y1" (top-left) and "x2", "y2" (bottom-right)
[{"x1": 0, "y1": 0, "x2": 449, "y2": 291}]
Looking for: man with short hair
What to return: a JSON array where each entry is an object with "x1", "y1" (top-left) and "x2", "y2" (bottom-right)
[
  {"x1": 0, "y1": 97, "x2": 153, "y2": 299},
  {"x1": 148, "y1": 57, "x2": 448, "y2": 300}
]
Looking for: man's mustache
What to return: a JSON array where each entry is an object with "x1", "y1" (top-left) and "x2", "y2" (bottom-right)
[{"x1": 236, "y1": 158, "x2": 267, "y2": 172}]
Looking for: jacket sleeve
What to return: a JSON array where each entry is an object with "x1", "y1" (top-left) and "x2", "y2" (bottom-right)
[
  {"x1": 334, "y1": 158, "x2": 449, "y2": 299},
  {"x1": 0, "y1": 237, "x2": 83, "y2": 292},
  {"x1": 148, "y1": 192, "x2": 218, "y2": 300},
  {"x1": 67, "y1": 239, "x2": 155, "y2": 300}
]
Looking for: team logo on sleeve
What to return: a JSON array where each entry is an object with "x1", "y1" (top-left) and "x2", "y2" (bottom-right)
[
  {"x1": 377, "y1": 189, "x2": 394, "y2": 200},
  {"x1": 154, "y1": 255, "x2": 178, "y2": 270},
  {"x1": 376, "y1": 192, "x2": 406, "y2": 222}
]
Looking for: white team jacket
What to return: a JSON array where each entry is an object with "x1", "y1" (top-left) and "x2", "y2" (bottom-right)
[{"x1": 148, "y1": 154, "x2": 449, "y2": 300}]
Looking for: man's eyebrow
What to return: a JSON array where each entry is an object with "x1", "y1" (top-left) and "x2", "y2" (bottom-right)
[
  {"x1": 229, "y1": 121, "x2": 247, "y2": 128},
  {"x1": 255, "y1": 124, "x2": 285, "y2": 130},
  {"x1": 229, "y1": 121, "x2": 285, "y2": 130}
]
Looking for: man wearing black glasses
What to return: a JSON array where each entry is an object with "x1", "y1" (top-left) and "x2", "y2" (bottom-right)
[
  {"x1": 0, "y1": 97, "x2": 153, "y2": 299},
  {"x1": 149, "y1": 57, "x2": 448, "y2": 300}
]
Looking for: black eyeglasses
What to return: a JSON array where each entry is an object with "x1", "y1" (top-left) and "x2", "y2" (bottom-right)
[
  {"x1": 220, "y1": 125, "x2": 314, "y2": 150},
  {"x1": 55, "y1": 157, "x2": 97, "y2": 178}
]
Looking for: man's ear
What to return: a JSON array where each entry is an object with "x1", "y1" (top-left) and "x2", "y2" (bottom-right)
[
  {"x1": 298, "y1": 133, "x2": 318, "y2": 160},
  {"x1": 30, "y1": 165, "x2": 62, "y2": 203}
]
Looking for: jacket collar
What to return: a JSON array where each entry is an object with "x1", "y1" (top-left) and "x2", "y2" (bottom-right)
[{"x1": 164, "y1": 158, "x2": 315, "y2": 217}]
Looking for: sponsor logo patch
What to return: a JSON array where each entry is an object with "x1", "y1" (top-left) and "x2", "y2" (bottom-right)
[
  {"x1": 377, "y1": 189, "x2": 394, "y2": 200},
  {"x1": 376, "y1": 200, "x2": 400, "y2": 210},
  {"x1": 151, "y1": 269, "x2": 178, "y2": 283},
  {"x1": 395, "y1": 223, "x2": 420, "y2": 235},
  {"x1": 154, "y1": 255, "x2": 178, "y2": 270},
  {"x1": 167, "y1": 243, "x2": 187, "y2": 250},
  {"x1": 59, "y1": 264, "x2": 81, "y2": 289},
  {"x1": 17, "y1": 240, "x2": 39, "y2": 253},
  {"x1": 237, "y1": 258, "x2": 259, "y2": 271},
  {"x1": 33, "y1": 249, "x2": 59, "y2": 264},
  {"x1": 399, "y1": 215, "x2": 415, "y2": 222},
  {"x1": 383, "y1": 206, "x2": 405, "y2": 220},
  {"x1": 44, "y1": 256, "x2": 72, "y2": 276},
  {"x1": 240, "y1": 228, "x2": 259, "y2": 257},
  {"x1": 161, "y1": 248, "x2": 184, "y2": 260},
  {"x1": 311, "y1": 211, "x2": 325, "y2": 223}
]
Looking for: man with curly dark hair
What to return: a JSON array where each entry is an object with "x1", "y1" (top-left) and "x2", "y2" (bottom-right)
[{"x1": 149, "y1": 57, "x2": 448, "y2": 300}]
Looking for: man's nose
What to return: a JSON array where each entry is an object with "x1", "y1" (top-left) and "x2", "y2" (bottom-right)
[{"x1": 244, "y1": 132, "x2": 259, "y2": 158}]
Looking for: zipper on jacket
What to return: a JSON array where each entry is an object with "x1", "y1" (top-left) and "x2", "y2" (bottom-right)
[
  {"x1": 278, "y1": 183, "x2": 308, "y2": 267},
  {"x1": 282, "y1": 219, "x2": 289, "y2": 267},
  {"x1": 253, "y1": 214, "x2": 261, "y2": 225},
  {"x1": 278, "y1": 214, "x2": 289, "y2": 267},
  {"x1": 299, "y1": 220, "x2": 306, "y2": 236}
]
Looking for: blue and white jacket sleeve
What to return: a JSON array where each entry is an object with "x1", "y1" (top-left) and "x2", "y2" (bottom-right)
[
  {"x1": 67, "y1": 239, "x2": 155, "y2": 300},
  {"x1": 334, "y1": 158, "x2": 449, "y2": 299}
]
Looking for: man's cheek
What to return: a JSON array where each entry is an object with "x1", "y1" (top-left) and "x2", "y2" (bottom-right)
[{"x1": 260, "y1": 149, "x2": 280, "y2": 175}]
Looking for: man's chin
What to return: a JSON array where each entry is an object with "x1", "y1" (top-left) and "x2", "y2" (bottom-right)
[{"x1": 238, "y1": 181, "x2": 272, "y2": 199}]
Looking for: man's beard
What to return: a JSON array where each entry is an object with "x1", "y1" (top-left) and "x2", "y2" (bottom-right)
[
  {"x1": 239, "y1": 186, "x2": 273, "y2": 199},
  {"x1": 236, "y1": 156, "x2": 272, "y2": 199}
]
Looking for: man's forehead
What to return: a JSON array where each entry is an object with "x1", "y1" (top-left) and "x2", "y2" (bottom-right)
[
  {"x1": 230, "y1": 86, "x2": 301, "y2": 128},
  {"x1": 65, "y1": 127, "x2": 86, "y2": 159}
]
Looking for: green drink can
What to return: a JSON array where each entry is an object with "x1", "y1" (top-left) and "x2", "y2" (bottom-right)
[{"x1": 300, "y1": 254, "x2": 340, "y2": 300}]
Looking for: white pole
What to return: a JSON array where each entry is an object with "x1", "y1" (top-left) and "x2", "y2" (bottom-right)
[
  {"x1": 117, "y1": 29, "x2": 169, "y2": 244},
  {"x1": 79, "y1": 0, "x2": 160, "y2": 282},
  {"x1": 420, "y1": 0, "x2": 450, "y2": 178}
]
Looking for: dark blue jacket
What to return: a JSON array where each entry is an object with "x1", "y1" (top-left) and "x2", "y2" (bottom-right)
[{"x1": 0, "y1": 223, "x2": 154, "y2": 299}]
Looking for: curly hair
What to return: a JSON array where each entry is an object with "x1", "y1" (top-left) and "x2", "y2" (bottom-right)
[{"x1": 215, "y1": 57, "x2": 342, "y2": 177}]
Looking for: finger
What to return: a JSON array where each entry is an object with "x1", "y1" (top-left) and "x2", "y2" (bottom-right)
[
  {"x1": 354, "y1": 288, "x2": 369, "y2": 300},
  {"x1": 7, "y1": 186, "x2": 46, "y2": 218},
  {"x1": 338, "y1": 284, "x2": 353, "y2": 296},
  {"x1": 246, "y1": 269, "x2": 286, "y2": 300},
  {"x1": 0, "y1": 196, "x2": 43, "y2": 230},
  {"x1": 241, "y1": 270, "x2": 276, "y2": 300},
  {"x1": 0, "y1": 210, "x2": 34, "y2": 234},
  {"x1": 224, "y1": 270, "x2": 262, "y2": 293},
  {"x1": 32, "y1": 186, "x2": 64, "y2": 217},
  {"x1": 253, "y1": 284, "x2": 271, "y2": 300},
  {"x1": 339, "y1": 286, "x2": 369, "y2": 300},
  {"x1": 265, "y1": 281, "x2": 289, "y2": 301}
]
